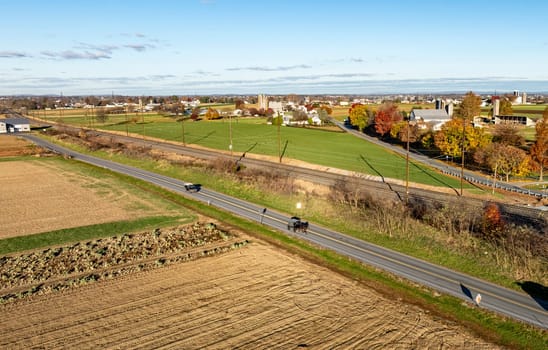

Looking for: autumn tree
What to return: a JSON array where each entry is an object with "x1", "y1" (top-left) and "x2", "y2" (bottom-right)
[
  {"x1": 235, "y1": 99, "x2": 245, "y2": 110},
  {"x1": 317, "y1": 108, "x2": 330, "y2": 123},
  {"x1": 292, "y1": 109, "x2": 308, "y2": 122},
  {"x1": 317, "y1": 105, "x2": 332, "y2": 115},
  {"x1": 348, "y1": 103, "x2": 371, "y2": 132},
  {"x1": 530, "y1": 109, "x2": 548, "y2": 180},
  {"x1": 499, "y1": 98, "x2": 513, "y2": 115},
  {"x1": 374, "y1": 102, "x2": 402, "y2": 137},
  {"x1": 475, "y1": 143, "x2": 529, "y2": 181},
  {"x1": 482, "y1": 202, "x2": 505, "y2": 236},
  {"x1": 390, "y1": 121, "x2": 419, "y2": 143},
  {"x1": 204, "y1": 107, "x2": 220, "y2": 120},
  {"x1": 491, "y1": 124, "x2": 525, "y2": 147},
  {"x1": 455, "y1": 91, "x2": 481, "y2": 120},
  {"x1": 190, "y1": 107, "x2": 201, "y2": 120},
  {"x1": 498, "y1": 145, "x2": 528, "y2": 181},
  {"x1": 434, "y1": 118, "x2": 491, "y2": 159},
  {"x1": 95, "y1": 107, "x2": 108, "y2": 123}
]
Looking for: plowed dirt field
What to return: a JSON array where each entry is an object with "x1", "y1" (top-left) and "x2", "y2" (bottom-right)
[{"x1": 0, "y1": 239, "x2": 498, "y2": 349}]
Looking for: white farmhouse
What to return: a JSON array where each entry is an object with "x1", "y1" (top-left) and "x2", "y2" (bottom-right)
[{"x1": 409, "y1": 109, "x2": 451, "y2": 131}]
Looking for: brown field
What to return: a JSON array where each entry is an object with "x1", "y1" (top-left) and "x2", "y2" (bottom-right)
[
  {"x1": 0, "y1": 232, "x2": 498, "y2": 349},
  {"x1": 0, "y1": 135, "x2": 43, "y2": 157},
  {"x1": 0, "y1": 159, "x2": 178, "y2": 239},
  {"x1": 0, "y1": 160, "x2": 130, "y2": 238}
]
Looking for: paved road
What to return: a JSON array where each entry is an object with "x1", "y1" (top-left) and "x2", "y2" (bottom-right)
[{"x1": 22, "y1": 134, "x2": 548, "y2": 329}]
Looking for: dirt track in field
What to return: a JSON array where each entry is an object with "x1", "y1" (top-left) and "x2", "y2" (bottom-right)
[{"x1": 0, "y1": 240, "x2": 499, "y2": 349}]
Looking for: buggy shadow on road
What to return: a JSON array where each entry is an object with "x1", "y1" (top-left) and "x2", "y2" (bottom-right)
[
  {"x1": 460, "y1": 283, "x2": 473, "y2": 300},
  {"x1": 516, "y1": 281, "x2": 548, "y2": 310}
]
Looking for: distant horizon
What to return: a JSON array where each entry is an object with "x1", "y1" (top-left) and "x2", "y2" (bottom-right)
[{"x1": 3, "y1": 86, "x2": 548, "y2": 99}]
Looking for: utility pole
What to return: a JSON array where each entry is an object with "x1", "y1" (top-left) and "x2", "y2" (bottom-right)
[
  {"x1": 277, "y1": 112, "x2": 282, "y2": 163},
  {"x1": 460, "y1": 116, "x2": 466, "y2": 197},
  {"x1": 125, "y1": 105, "x2": 129, "y2": 136},
  {"x1": 229, "y1": 114, "x2": 233, "y2": 156},
  {"x1": 405, "y1": 120, "x2": 410, "y2": 204},
  {"x1": 181, "y1": 117, "x2": 186, "y2": 146}
]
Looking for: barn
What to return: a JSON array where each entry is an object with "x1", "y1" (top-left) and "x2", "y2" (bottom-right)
[
  {"x1": 0, "y1": 118, "x2": 31, "y2": 133},
  {"x1": 409, "y1": 109, "x2": 451, "y2": 131}
]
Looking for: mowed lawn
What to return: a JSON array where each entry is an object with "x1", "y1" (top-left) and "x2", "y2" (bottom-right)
[{"x1": 77, "y1": 115, "x2": 465, "y2": 189}]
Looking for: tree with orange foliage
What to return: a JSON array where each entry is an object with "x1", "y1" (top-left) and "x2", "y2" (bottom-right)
[
  {"x1": 374, "y1": 102, "x2": 402, "y2": 137},
  {"x1": 482, "y1": 202, "x2": 505, "y2": 238},
  {"x1": 530, "y1": 108, "x2": 548, "y2": 181},
  {"x1": 475, "y1": 142, "x2": 530, "y2": 181},
  {"x1": 204, "y1": 107, "x2": 221, "y2": 120},
  {"x1": 317, "y1": 105, "x2": 332, "y2": 115}
]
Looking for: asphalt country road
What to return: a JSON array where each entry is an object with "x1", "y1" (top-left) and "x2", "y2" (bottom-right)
[{"x1": 21, "y1": 134, "x2": 548, "y2": 330}]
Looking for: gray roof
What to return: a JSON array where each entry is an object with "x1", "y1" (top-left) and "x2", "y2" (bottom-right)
[
  {"x1": 410, "y1": 109, "x2": 449, "y2": 121},
  {"x1": 0, "y1": 118, "x2": 29, "y2": 125}
]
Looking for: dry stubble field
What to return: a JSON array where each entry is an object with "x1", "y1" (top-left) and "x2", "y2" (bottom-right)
[
  {"x1": 0, "y1": 237, "x2": 498, "y2": 349},
  {"x1": 0, "y1": 160, "x2": 136, "y2": 238},
  {"x1": 0, "y1": 137, "x2": 181, "y2": 238},
  {"x1": 0, "y1": 135, "x2": 499, "y2": 349}
]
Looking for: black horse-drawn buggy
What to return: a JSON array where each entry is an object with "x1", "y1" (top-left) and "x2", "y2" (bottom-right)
[{"x1": 287, "y1": 216, "x2": 308, "y2": 233}]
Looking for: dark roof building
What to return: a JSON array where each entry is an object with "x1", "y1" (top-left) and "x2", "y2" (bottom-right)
[{"x1": 0, "y1": 118, "x2": 31, "y2": 133}]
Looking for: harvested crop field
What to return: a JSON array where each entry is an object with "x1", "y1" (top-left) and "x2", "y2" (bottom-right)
[
  {"x1": 0, "y1": 224, "x2": 498, "y2": 349},
  {"x1": 0, "y1": 158, "x2": 182, "y2": 239},
  {"x1": 0, "y1": 135, "x2": 42, "y2": 157},
  {"x1": 0, "y1": 160, "x2": 131, "y2": 238}
]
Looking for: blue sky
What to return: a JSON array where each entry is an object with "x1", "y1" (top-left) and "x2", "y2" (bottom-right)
[{"x1": 1, "y1": 0, "x2": 547, "y2": 95}]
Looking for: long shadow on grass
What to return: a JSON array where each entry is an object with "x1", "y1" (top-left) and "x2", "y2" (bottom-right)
[
  {"x1": 235, "y1": 142, "x2": 258, "y2": 170},
  {"x1": 360, "y1": 154, "x2": 403, "y2": 202},
  {"x1": 280, "y1": 140, "x2": 289, "y2": 161},
  {"x1": 189, "y1": 131, "x2": 216, "y2": 145},
  {"x1": 408, "y1": 156, "x2": 460, "y2": 196}
]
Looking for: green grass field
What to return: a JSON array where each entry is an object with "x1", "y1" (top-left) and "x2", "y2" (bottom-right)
[
  {"x1": 30, "y1": 108, "x2": 483, "y2": 191},
  {"x1": 36, "y1": 112, "x2": 473, "y2": 190},
  {"x1": 92, "y1": 115, "x2": 467, "y2": 190}
]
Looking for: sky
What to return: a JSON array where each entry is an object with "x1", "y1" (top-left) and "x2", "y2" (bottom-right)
[{"x1": 1, "y1": 0, "x2": 548, "y2": 96}]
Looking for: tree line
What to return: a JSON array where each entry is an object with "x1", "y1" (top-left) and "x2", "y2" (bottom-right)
[{"x1": 348, "y1": 92, "x2": 548, "y2": 181}]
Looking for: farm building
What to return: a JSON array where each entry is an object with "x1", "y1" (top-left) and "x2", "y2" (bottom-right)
[
  {"x1": 409, "y1": 109, "x2": 451, "y2": 131},
  {"x1": 0, "y1": 118, "x2": 31, "y2": 133},
  {"x1": 494, "y1": 115, "x2": 536, "y2": 126}
]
